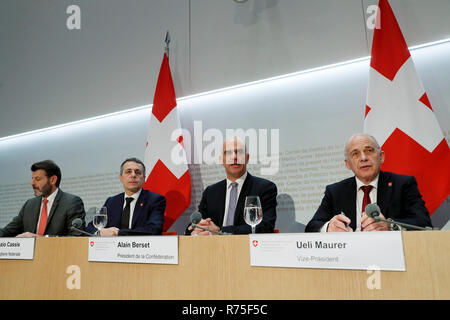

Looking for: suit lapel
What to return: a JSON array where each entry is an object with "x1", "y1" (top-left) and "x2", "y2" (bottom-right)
[
  {"x1": 344, "y1": 178, "x2": 357, "y2": 231},
  {"x1": 112, "y1": 194, "x2": 125, "y2": 228},
  {"x1": 131, "y1": 191, "x2": 146, "y2": 228},
  {"x1": 30, "y1": 196, "x2": 42, "y2": 233},
  {"x1": 46, "y1": 190, "x2": 62, "y2": 230},
  {"x1": 377, "y1": 171, "x2": 392, "y2": 215},
  {"x1": 216, "y1": 180, "x2": 227, "y2": 227}
]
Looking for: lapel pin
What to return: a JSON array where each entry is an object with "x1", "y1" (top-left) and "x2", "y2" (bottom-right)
[
  {"x1": 140, "y1": 203, "x2": 143, "y2": 207},
  {"x1": 388, "y1": 182, "x2": 392, "y2": 187}
]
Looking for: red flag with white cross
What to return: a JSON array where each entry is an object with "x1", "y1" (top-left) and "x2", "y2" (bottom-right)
[
  {"x1": 143, "y1": 53, "x2": 191, "y2": 231},
  {"x1": 364, "y1": 0, "x2": 450, "y2": 216}
]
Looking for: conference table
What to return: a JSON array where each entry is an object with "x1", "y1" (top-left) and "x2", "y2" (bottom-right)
[{"x1": 0, "y1": 231, "x2": 449, "y2": 300}]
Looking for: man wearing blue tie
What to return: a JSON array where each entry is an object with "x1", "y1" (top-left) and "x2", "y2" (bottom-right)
[
  {"x1": 187, "y1": 137, "x2": 277, "y2": 235},
  {"x1": 86, "y1": 158, "x2": 166, "y2": 236}
]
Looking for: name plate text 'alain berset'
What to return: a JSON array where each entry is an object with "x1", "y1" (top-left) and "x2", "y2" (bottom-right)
[
  {"x1": 0, "y1": 238, "x2": 35, "y2": 260},
  {"x1": 88, "y1": 236, "x2": 178, "y2": 265},
  {"x1": 250, "y1": 232, "x2": 405, "y2": 271}
]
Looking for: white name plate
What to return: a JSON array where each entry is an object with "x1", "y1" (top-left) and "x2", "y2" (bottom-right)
[
  {"x1": 88, "y1": 236, "x2": 178, "y2": 265},
  {"x1": 250, "y1": 231, "x2": 405, "y2": 271},
  {"x1": 0, "y1": 238, "x2": 35, "y2": 260}
]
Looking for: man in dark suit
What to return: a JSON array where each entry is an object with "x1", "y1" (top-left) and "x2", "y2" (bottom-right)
[
  {"x1": 86, "y1": 158, "x2": 165, "y2": 236},
  {"x1": 187, "y1": 137, "x2": 277, "y2": 235},
  {"x1": 1, "y1": 160, "x2": 86, "y2": 237},
  {"x1": 305, "y1": 133, "x2": 432, "y2": 232}
]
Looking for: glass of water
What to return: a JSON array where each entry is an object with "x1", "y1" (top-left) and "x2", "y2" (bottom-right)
[
  {"x1": 244, "y1": 196, "x2": 262, "y2": 234},
  {"x1": 93, "y1": 206, "x2": 108, "y2": 233}
]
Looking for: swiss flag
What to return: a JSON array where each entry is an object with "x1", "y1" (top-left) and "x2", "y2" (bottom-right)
[
  {"x1": 143, "y1": 53, "x2": 191, "y2": 231},
  {"x1": 364, "y1": 0, "x2": 450, "y2": 215}
]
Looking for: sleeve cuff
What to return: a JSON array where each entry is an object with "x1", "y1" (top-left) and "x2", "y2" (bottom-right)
[{"x1": 320, "y1": 221, "x2": 330, "y2": 233}]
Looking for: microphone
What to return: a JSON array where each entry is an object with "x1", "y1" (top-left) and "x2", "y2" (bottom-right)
[
  {"x1": 365, "y1": 203, "x2": 435, "y2": 231},
  {"x1": 71, "y1": 218, "x2": 95, "y2": 236},
  {"x1": 365, "y1": 204, "x2": 381, "y2": 220},
  {"x1": 190, "y1": 211, "x2": 202, "y2": 225},
  {"x1": 190, "y1": 211, "x2": 224, "y2": 235}
]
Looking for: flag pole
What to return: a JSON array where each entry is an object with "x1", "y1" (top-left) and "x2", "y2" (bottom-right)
[{"x1": 164, "y1": 30, "x2": 170, "y2": 60}]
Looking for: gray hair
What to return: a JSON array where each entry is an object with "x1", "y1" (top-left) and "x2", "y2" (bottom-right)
[{"x1": 344, "y1": 133, "x2": 381, "y2": 160}]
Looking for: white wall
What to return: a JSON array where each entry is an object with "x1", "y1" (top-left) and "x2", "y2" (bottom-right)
[
  {"x1": 0, "y1": 0, "x2": 190, "y2": 137},
  {"x1": 1, "y1": 0, "x2": 450, "y2": 138}
]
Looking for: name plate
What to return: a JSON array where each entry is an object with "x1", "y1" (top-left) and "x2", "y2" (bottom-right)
[
  {"x1": 250, "y1": 231, "x2": 405, "y2": 271},
  {"x1": 88, "y1": 236, "x2": 178, "y2": 265},
  {"x1": 0, "y1": 238, "x2": 35, "y2": 260}
]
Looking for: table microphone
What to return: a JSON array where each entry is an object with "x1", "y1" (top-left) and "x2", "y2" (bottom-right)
[
  {"x1": 190, "y1": 212, "x2": 224, "y2": 235},
  {"x1": 71, "y1": 218, "x2": 95, "y2": 236},
  {"x1": 365, "y1": 203, "x2": 435, "y2": 231}
]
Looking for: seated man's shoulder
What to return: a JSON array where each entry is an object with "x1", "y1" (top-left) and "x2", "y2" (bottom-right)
[
  {"x1": 21, "y1": 196, "x2": 40, "y2": 210},
  {"x1": 104, "y1": 193, "x2": 122, "y2": 204},
  {"x1": 380, "y1": 171, "x2": 419, "y2": 189},
  {"x1": 142, "y1": 189, "x2": 166, "y2": 202},
  {"x1": 249, "y1": 175, "x2": 277, "y2": 192},
  {"x1": 204, "y1": 179, "x2": 227, "y2": 191},
  {"x1": 326, "y1": 176, "x2": 355, "y2": 190},
  {"x1": 58, "y1": 190, "x2": 83, "y2": 203},
  {"x1": 382, "y1": 171, "x2": 414, "y2": 182}
]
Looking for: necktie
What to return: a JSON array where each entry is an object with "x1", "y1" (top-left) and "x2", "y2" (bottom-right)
[
  {"x1": 120, "y1": 197, "x2": 134, "y2": 229},
  {"x1": 361, "y1": 185, "x2": 373, "y2": 231},
  {"x1": 37, "y1": 199, "x2": 48, "y2": 236},
  {"x1": 225, "y1": 182, "x2": 238, "y2": 226}
]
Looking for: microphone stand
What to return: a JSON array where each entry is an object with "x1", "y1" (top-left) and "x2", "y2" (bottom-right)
[
  {"x1": 372, "y1": 216, "x2": 436, "y2": 231},
  {"x1": 70, "y1": 226, "x2": 96, "y2": 236}
]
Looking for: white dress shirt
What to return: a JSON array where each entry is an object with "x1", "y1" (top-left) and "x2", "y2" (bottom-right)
[{"x1": 122, "y1": 189, "x2": 142, "y2": 228}]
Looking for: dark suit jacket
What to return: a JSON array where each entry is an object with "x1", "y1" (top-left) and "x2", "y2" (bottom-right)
[
  {"x1": 305, "y1": 171, "x2": 432, "y2": 232},
  {"x1": 187, "y1": 173, "x2": 277, "y2": 235},
  {"x1": 1, "y1": 189, "x2": 86, "y2": 237},
  {"x1": 86, "y1": 189, "x2": 165, "y2": 235}
]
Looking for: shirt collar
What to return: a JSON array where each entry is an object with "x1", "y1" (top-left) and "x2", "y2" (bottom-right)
[
  {"x1": 44, "y1": 188, "x2": 59, "y2": 202},
  {"x1": 124, "y1": 188, "x2": 142, "y2": 201},
  {"x1": 227, "y1": 171, "x2": 248, "y2": 189},
  {"x1": 355, "y1": 174, "x2": 379, "y2": 190}
]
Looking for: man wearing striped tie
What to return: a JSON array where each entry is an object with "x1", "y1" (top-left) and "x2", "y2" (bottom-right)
[
  {"x1": 305, "y1": 133, "x2": 432, "y2": 233},
  {"x1": 0, "y1": 160, "x2": 86, "y2": 237}
]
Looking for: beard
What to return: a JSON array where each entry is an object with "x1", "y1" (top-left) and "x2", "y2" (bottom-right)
[{"x1": 33, "y1": 181, "x2": 53, "y2": 198}]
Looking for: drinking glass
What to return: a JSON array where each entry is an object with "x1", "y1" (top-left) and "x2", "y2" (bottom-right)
[
  {"x1": 244, "y1": 196, "x2": 262, "y2": 234},
  {"x1": 93, "y1": 206, "x2": 108, "y2": 233}
]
